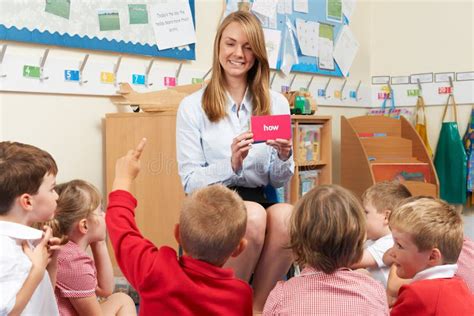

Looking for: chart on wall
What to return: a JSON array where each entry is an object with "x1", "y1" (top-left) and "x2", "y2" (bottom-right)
[
  {"x1": 225, "y1": 0, "x2": 359, "y2": 77},
  {"x1": 0, "y1": 0, "x2": 196, "y2": 60}
]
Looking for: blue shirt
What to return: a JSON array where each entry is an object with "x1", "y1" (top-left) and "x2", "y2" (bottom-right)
[{"x1": 176, "y1": 87, "x2": 295, "y2": 194}]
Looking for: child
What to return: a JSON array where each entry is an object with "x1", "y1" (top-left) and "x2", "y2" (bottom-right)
[
  {"x1": 389, "y1": 198, "x2": 474, "y2": 314},
  {"x1": 106, "y1": 139, "x2": 252, "y2": 315},
  {"x1": 45, "y1": 180, "x2": 136, "y2": 316},
  {"x1": 263, "y1": 184, "x2": 389, "y2": 315},
  {"x1": 0, "y1": 141, "x2": 61, "y2": 315},
  {"x1": 457, "y1": 236, "x2": 474, "y2": 293},
  {"x1": 352, "y1": 181, "x2": 411, "y2": 286}
]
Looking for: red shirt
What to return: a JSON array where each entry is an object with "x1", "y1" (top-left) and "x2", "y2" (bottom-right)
[
  {"x1": 391, "y1": 277, "x2": 474, "y2": 315},
  {"x1": 55, "y1": 241, "x2": 97, "y2": 316},
  {"x1": 106, "y1": 190, "x2": 252, "y2": 316},
  {"x1": 263, "y1": 267, "x2": 389, "y2": 315},
  {"x1": 457, "y1": 237, "x2": 474, "y2": 293}
]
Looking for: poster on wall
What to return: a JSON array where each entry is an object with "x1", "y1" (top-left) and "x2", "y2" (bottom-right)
[{"x1": 0, "y1": 0, "x2": 196, "y2": 60}]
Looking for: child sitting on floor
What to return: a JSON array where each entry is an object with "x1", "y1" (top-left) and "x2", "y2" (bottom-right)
[
  {"x1": 43, "y1": 179, "x2": 136, "y2": 316},
  {"x1": 388, "y1": 197, "x2": 474, "y2": 315},
  {"x1": 263, "y1": 184, "x2": 389, "y2": 315},
  {"x1": 106, "y1": 138, "x2": 252, "y2": 315}
]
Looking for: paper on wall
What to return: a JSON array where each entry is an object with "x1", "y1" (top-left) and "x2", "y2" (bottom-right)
[
  {"x1": 296, "y1": 18, "x2": 319, "y2": 57},
  {"x1": 280, "y1": 17, "x2": 299, "y2": 76},
  {"x1": 293, "y1": 0, "x2": 309, "y2": 13},
  {"x1": 262, "y1": 28, "x2": 282, "y2": 69},
  {"x1": 333, "y1": 25, "x2": 359, "y2": 76},
  {"x1": 149, "y1": 0, "x2": 196, "y2": 50},
  {"x1": 251, "y1": 0, "x2": 278, "y2": 19},
  {"x1": 342, "y1": 0, "x2": 356, "y2": 21},
  {"x1": 318, "y1": 23, "x2": 334, "y2": 70}
]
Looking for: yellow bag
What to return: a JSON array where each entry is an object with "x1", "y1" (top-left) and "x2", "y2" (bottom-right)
[{"x1": 415, "y1": 96, "x2": 433, "y2": 158}]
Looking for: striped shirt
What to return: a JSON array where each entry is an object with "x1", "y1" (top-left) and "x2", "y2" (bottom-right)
[
  {"x1": 263, "y1": 266, "x2": 389, "y2": 315},
  {"x1": 55, "y1": 241, "x2": 97, "y2": 316}
]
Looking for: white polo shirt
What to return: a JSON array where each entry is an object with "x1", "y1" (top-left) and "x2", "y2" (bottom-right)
[{"x1": 0, "y1": 221, "x2": 59, "y2": 316}]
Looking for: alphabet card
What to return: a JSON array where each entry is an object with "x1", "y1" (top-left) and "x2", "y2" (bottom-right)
[{"x1": 251, "y1": 114, "x2": 292, "y2": 143}]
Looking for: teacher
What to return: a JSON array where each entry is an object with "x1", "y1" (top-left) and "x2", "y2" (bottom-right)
[{"x1": 176, "y1": 10, "x2": 294, "y2": 312}]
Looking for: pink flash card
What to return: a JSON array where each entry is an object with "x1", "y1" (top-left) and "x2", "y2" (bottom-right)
[{"x1": 251, "y1": 114, "x2": 292, "y2": 143}]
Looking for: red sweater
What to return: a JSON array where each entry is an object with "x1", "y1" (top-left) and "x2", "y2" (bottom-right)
[
  {"x1": 390, "y1": 277, "x2": 474, "y2": 315},
  {"x1": 106, "y1": 190, "x2": 252, "y2": 316}
]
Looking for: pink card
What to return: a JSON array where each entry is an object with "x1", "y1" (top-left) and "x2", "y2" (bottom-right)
[{"x1": 251, "y1": 114, "x2": 292, "y2": 142}]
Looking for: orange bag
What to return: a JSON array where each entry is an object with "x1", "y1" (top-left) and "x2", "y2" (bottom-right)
[{"x1": 415, "y1": 96, "x2": 433, "y2": 158}]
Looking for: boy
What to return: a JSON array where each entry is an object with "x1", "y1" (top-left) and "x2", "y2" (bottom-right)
[
  {"x1": 352, "y1": 181, "x2": 411, "y2": 286},
  {"x1": 389, "y1": 198, "x2": 474, "y2": 314},
  {"x1": 106, "y1": 138, "x2": 252, "y2": 316},
  {"x1": 0, "y1": 141, "x2": 61, "y2": 315}
]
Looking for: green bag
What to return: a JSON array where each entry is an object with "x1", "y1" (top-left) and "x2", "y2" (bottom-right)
[{"x1": 434, "y1": 94, "x2": 467, "y2": 204}]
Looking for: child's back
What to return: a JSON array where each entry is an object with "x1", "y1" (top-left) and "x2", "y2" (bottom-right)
[
  {"x1": 106, "y1": 139, "x2": 252, "y2": 315},
  {"x1": 264, "y1": 184, "x2": 389, "y2": 316},
  {"x1": 457, "y1": 237, "x2": 474, "y2": 293}
]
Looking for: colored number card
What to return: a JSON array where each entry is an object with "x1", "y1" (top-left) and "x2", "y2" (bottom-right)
[
  {"x1": 100, "y1": 72, "x2": 115, "y2": 84},
  {"x1": 164, "y1": 76, "x2": 176, "y2": 87},
  {"x1": 64, "y1": 70, "x2": 80, "y2": 81},
  {"x1": 251, "y1": 114, "x2": 292, "y2": 143},
  {"x1": 23, "y1": 65, "x2": 41, "y2": 78},
  {"x1": 132, "y1": 74, "x2": 145, "y2": 85}
]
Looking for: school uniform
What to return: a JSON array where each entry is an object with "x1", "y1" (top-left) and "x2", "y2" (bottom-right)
[
  {"x1": 263, "y1": 266, "x2": 389, "y2": 315},
  {"x1": 0, "y1": 221, "x2": 59, "y2": 315},
  {"x1": 391, "y1": 264, "x2": 474, "y2": 315},
  {"x1": 106, "y1": 190, "x2": 252, "y2": 316},
  {"x1": 457, "y1": 237, "x2": 474, "y2": 293}
]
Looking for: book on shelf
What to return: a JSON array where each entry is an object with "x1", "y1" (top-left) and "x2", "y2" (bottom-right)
[
  {"x1": 297, "y1": 124, "x2": 322, "y2": 164},
  {"x1": 299, "y1": 170, "x2": 320, "y2": 196}
]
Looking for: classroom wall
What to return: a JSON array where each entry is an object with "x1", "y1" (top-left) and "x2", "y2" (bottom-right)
[{"x1": 0, "y1": 0, "x2": 472, "y2": 193}]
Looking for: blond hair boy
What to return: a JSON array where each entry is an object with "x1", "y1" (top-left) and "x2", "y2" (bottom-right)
[
  {"x1": 352, "y1": 181, "x2": 411, "y2": 286},
  {"x1": 389, "y1": 198, "x2": 474, "y2": 315},
  {"x1": 106, "y1": 139, "x2": 252, "y2": 315},
  {"x1": 0, "y1": 141, "x2": 61, "y2": 315}
]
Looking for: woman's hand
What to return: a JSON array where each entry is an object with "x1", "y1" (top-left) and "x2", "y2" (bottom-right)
[
  {"x1": 231, "y1": 131, "x2": 254, "y2": 172},
  {"x1": 266, "y1": 138, "x2": 292, "y2": 161}
]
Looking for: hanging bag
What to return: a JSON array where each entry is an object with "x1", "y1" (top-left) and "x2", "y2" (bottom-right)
[
  {"x1": 368, "y1": 86, "x2": 401, "y2": 118},
  {"x1": 434, "y1": 94, "x2": 467, "y2": 204},
  {"x1": 414, "y1": 96, "x2": 433, "y2": 157}
]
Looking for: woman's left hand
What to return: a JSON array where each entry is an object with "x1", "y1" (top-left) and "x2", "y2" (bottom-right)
[{"x1": 266, "y1": 138, "x2": 292, "y2": 161}]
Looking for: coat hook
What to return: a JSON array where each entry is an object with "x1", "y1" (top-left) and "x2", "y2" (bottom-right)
[
  {"x1": 145, "y1": 59, "x2": 154, "y2": 87},
  {"x1": 306, "y1": 75, "x2": 314, "y2": 91},
  {"x1": 289, "y1": 73, "x2": 297, "y2": 90},
  {"x1": 324, "y1": 78, "x2": 332, "y2": 99},
  {"x1": 355, "y1": 80, "x2": 362, "y2": 101},
  {"x1": 270, "y1": 72, "x2": 277, "y2": 88},
  {"x1": 340, "y1": 79, "x2": 347, "y2": 100},
  {"x1": 202, "y1": 67, "x2": 212, "y2": 81},
  {"x1": 175, "y1": 62, "x2": 183, "y2": 85},
  {"x1": 113, "y1": 56, "x2": 122, "y2": 86},
  {"x1": 416, "y1": 78, "x2": 423, "y2": 96},
  {"x1": 39, "y1": 48, "x2": 50, "y2": 81},
  {"x1": 79, "y1": 54, "x2": 89, "y2": 85},
  {"x1": 0, "y1": 44, "x2": 7, "y2": 78}
]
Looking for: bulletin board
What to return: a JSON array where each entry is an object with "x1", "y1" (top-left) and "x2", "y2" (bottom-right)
[
  {"x1": 0, "y1": 0, "x2": 196, "y2": 60},
  {"x1": 226, "y1": 0, "x2": 356, "y2": 77}
]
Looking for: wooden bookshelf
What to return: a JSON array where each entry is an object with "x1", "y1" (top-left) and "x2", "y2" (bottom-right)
[
  {"x1": 290, "y1": 115, "x2": 332, "y2": 204},
  {"x1": 341, "y1": 115, "x2": 439, "y2": 199}
]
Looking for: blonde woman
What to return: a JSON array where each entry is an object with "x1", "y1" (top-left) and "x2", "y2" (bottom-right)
[{"x1": 176, "y1": 10, "x2": 294, "y2": 312}]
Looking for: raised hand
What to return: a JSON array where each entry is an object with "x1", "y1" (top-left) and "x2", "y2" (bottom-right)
[
  {"x1": 113, "y1": 138, "x2": 147, "y2": 191},
  {"x1": 266, "y1": 138, "x2": 292, "y2": 161},
  {"x1": 231, "y1": 131, "x2": 254, "y2": 172}
]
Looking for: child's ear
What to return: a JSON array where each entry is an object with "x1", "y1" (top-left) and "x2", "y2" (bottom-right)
[
  {"x1": 428, "y1": 248, "x2": 443, "y2": 266},
  {"x1": 231, "y1": 238, "x2": 248, "y2": 258},
  {"x1": 78, "y1": 219, "x2": 88, "y2": 234},
  {"x1": 18, "y1": 193, "x2": 33, "y2": 211},
  {"x1": 173, "y1": 223, "x2": 181, "y2": 245},
  {"x1": 383, "y1": 209, "x2": 392, "y2": 224}
]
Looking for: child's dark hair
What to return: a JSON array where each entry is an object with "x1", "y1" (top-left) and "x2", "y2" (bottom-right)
[
  {"x1": 0, "y1": 141, "x2": 57, "y2": 215},
  {"x1": 289, "y1": 184, "x2": 366, "y2": 274}
]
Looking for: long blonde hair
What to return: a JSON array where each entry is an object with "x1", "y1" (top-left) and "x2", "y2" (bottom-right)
[{"x1": 202, "y1": 11, "x2": 271, "y2": 122}]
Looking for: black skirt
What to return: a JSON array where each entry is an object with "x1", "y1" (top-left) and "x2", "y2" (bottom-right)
[{"x1": 228, "y1": 186, "x2": 276, "y2": 209}]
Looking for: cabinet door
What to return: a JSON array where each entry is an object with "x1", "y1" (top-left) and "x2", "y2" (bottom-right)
[{"x1": 105, "y1": 113, "x2": 184, "y2": 273}]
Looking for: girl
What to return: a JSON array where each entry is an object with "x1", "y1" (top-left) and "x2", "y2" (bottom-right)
[
  {"x1": 46, "y1": 180, "x2": 136, "y2": 316},
  {"x1": 263, "y1": 185, "x2": 389, "y2": 315}
]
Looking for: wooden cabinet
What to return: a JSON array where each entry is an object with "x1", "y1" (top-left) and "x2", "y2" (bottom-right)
[
  {"x1": 341, "y1": 115, "x2": 439, "y2": 199},
  {"x1": 105, "y1": 112, "x2": 184, "y2": 273},
  {"x1": 289, "y1": 115, "x2": 332, "y2": 203}
]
